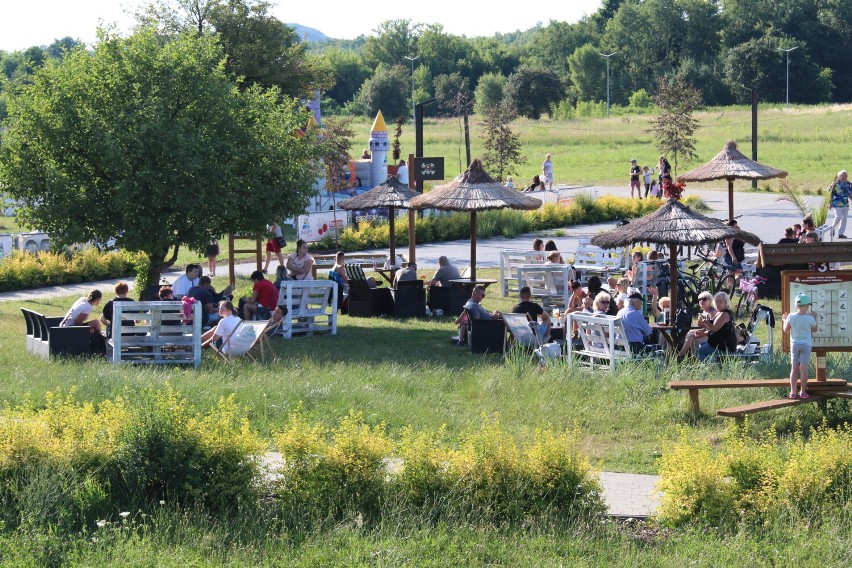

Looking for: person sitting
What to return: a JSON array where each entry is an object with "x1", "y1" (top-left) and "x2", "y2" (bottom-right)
[
  {"x1": 697, "y1": 292, "x2": 738, "y2": 361},
  {"x1": 525, "y1": 175, "x2": 544, "y2": 192},
  {"x1": 201, "y1": 301, "x2": 243, "y2": 355},
  {"x1": 587, "y1": 276, "x2": 618, "y2": 316},
  {"x1": 100, "y1": 281, "x2": 134, "y2": 338},
  {"x1": 240, "y1": 270, "x2": 278, "y2": 321},
  {"x1": 592, "y1": 291, "x2": 613, "y2": 315},
  {"x1": 778, "y1": 226, "x2": 799, "y2": 244},
  {"x1": 60, "y1": 289, "x2": 103, "y2": 333},
  {"x1": 649, "y1": 286, "x2": 671, "y2": 323},
  {"x1": 360, "y1": 148, "x2": 371, "y2": 159},
  {"x1": 617, "y1": 291, "x2": 653, "y2": 354},
  {"x1": 396, "y1": 160, "x2": 409, "y2": 185},
  {"x1": 512, "y1": 286, "x2": 551, "y2": 341},
  {"x1": 427, "y1": 256, "x2": 461, "y2": 287},
  {"x1": 613, "y1": 277, "x2": 631, "y2": 310},
  {"x1": 545, "y1": 250, "x2": 563, "y2": 264},
  {"x1": 286, "y1": 239, "x2": 314, "y2": 281},
  {"x1": 172, "y1": 264, "x2": 200, "y2": 299},
  {"x1": 330, "y1": 251, "x2": 350, "y2": 294},
  {"x1": 263, "y1": 304, "x2": 289, "y2": 337},
  {"x1": 505, "y1": 176, "x2": 514, "y2": 189},
  {"x1": 678, "y1": 291, "x2": 717, "y2": 359},
  {"x1": 187, "y1": 276, "x2": 222, "y2": 328},
  {"x1": 392, "y1": 261, "x2": 417, "y2": 288},
  {"x1": 459, "y1": 285, "x2": 501, "y2": 321}
]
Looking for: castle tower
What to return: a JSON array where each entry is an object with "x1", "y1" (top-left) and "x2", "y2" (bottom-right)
[{"x1": 368, "y1": 111, "x2": 389, "y2": 189}]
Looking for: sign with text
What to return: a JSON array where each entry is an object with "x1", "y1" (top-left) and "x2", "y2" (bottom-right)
[
  {"x1": 782, "y1": 270, "x2": 852, "y2": 352},
  {"x1": 413, "y1": 157, "x2": 445, "y2": 182},
  {"x1": 297, "y1": 211, "x2": 347, "y2": 242}
]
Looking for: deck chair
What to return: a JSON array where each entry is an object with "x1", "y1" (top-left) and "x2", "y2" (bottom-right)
[
  {"x1": 730, "y1": 304, "x2": 775, "y2": 362},
  {"x1": 503, "y1": 313, "x2": 562, "y2": 363},
  {"x1": 213, "y1": 320, "x2": 273, "y2": 362}
]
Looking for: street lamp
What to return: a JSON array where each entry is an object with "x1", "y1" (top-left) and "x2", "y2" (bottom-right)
[
  {"x1": 403, "y1": 55, "x2": 419, "y2": 120},
  {"x1": 599, "y1": 52, "x2": 616, "y2": 118},
  {"x1": 779, "y1": 46, "x2": 799, "y2": 106}
]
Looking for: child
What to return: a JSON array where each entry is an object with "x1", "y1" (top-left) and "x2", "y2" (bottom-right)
[
  {"x1": 782, "y1": 293, "x2": 819, "y2": 399},
  {"x1": 650, "y1": 179, "x2": 661, "y2": 198},
  {"x1": 505, "y1": 176, "x2": 514, "y2": 190},
  {"x1": 643, "y1": 165, "x2": 653, "y2": 197}
]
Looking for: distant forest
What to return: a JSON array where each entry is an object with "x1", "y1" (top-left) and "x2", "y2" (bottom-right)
[{"x1": 2, "y1": 0, "x2": 851, "y2": 121}]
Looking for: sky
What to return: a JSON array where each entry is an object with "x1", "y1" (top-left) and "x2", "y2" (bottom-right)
[{"x1": 2, "y1": 0, "x2": 603, "y2": 52}]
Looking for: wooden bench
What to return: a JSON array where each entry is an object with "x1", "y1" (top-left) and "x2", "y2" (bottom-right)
[
  {"x1": 566, "y1": 312, "x2": 659, "y2": 371},
  {"x1": 572, "y1": 239, "x2": 627, "y2": 284},
  {"x1": 276, "y1": 280, "x2": 337, "y2": 339},
  {"x1": 499, "y1": 249, "x2": 546, "y2": 296},
  {"x1": 21, "y1": 308, "x2": 91, "y2": 358},
  {"x1": 110, "y1": 301, "x2": 202, "y2": 368},
  {"x1": 516, "y1": 264, "x2": 575, "y2": 309},
  {"x1": 669, "y1": 378, "x2": 849, "y2": 413},
  {"x1": 311, "y1": 253, "x2": 388, "y2": 278}
]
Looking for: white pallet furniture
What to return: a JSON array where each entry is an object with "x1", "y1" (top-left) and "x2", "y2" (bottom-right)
[
  {"x1": 572, "y1": 239, "x2": 627, "y2": 284},
  {"x1": 311, "y1": 253, "x2": 388, "y2": 278},
  {"x1": 110, "y1": 301, "x2": 202, "y2": 368},
  {"x1": 276, "y1": 281, "x2": 338, "y2": 339},
  {"x1": 516, "y1": 264, "x2": 576, "y2": 309},
  {"x1": 566, "y1": 312, "x2": 636, "y2": 372},
  {"x1": 499, "y1": 249, "x2": 546, "y2": 296}
]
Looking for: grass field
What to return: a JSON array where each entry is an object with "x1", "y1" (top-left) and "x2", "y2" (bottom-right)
[
  {"x1": 3, "y1": 269, "x2": 852, "y2": 564},
  {"x1": 349, "y1": 103, "x2": 852, "y2": 192}
]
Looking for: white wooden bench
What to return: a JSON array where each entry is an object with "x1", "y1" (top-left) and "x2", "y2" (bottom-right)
[
  {"x1": 311, "y1": 253, "x2": 388, "y2": 278},
  {"x1": 499, "y1": 249, "x2": 546, "y2": 296},
  {"x1": 571, "y1": 239, "x2": 627, "y2": 284},
  {"x1": 110, "y1": 301, "x2": 202, "y2": 368},
  {"x1": 516, "y1": 264, "x2": 575, "y2": 309},
  {"x1": 276, "y1": 280, "x2": 338, "y2": 339},
  {"x1": 566, "y1": 312, "x2": 659, "y2": 371}
]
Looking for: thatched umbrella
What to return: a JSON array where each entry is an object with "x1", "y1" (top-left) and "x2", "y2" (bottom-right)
[
  {"x1": 591, "y1": 198, "x2": 761, "y2": 324},
  {"x1": 678, "y1": 140, "x2": 787, "y2": 222},
  {"x1": 338, "y1": 175, "x2": 420, "y2": 264},
  {"x1": 409, "y1": 159, "x2": 541, "y2": 280}
]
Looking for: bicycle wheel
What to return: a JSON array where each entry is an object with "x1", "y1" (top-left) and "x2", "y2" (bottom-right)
[
  {"x1": 717, "y1": 273, "x2": 737, "y2": 298},
  {"x1": 678, "y1": 277, "x2": 700, "y2": 313}
]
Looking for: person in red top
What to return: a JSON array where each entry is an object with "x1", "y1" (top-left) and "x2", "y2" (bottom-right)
[{"x1": 241, "y1": 270, "x2": 278, "y2": 320}]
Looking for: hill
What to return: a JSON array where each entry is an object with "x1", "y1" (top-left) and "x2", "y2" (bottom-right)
[{"x1": 287, "y1": 23, "x2": 331, "y2": 43}]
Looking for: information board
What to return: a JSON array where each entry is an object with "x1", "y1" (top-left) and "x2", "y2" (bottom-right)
[
  {"x1": 782, "y1": 270, "x2": 852, "y2": 352},
  {"x1": 412, "y1": 157, "x2": 445, "y2": 182}
]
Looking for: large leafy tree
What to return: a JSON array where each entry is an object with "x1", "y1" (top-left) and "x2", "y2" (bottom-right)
[
  {"x1": 503, "y1": 66, "x2": 564, "y2": 119},
  {"x1": 320, "y1": 47, "x2": 371, "y2": 108},
  {"x1": 356, "y1": 64, "x2": 410, "y2": 119},
  {"x1": 0, "y1": 30, "x2": 323, "y2": 294},
  {"x1": 362, "y1": 19, "x2": 421, "y2": 68}
]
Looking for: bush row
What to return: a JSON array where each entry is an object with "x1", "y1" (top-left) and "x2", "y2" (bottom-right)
[
  {"x1": 0, "y1": 390, "x2": 603, "y2": 535},
  {"x1": 320, "y1": 194, "x2": 708, "y2": 253},
  {"x1": 658, "y1": 423, "x2": 852, "y2": 529},
  {"x1": 274, "y1": 409, "x2": 605, "y2": 529},
  {"x1": 0, "y1": 248, "x2": 144, "y2": 292}
]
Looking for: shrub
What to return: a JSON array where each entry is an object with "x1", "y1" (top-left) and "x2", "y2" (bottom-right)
[{"x1": 0, "y1": 249, "x2": 141, "y2": 292}]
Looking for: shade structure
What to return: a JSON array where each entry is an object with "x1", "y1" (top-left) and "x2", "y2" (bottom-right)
[
  {"x1": 591, "y1": 198, "x2": 761, "y2": 324},
  {"x1": 409, "y1": 159, "x2": 541, "y2": 280},
  {"x1": 678, "y1": 140, "x2": 787, "y2": 222},
  {"x1": 338, "y1": 175, "x2": 420, "y2": 264}
]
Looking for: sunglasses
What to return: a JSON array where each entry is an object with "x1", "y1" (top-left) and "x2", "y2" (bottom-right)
[
  {"x1": 599, "y1": 300, "x2": 610, "y2": 304},
  {"x1": 699, "y1": 297, "x2": 711, "y2": 302}
]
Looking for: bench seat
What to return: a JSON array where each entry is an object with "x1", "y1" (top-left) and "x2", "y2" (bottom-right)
[
  {"x1": 110, "y1": 301, "x2": 202, "y2": 367},
  {"x1": 716, "y1": 396, "x2": 828, "y2": 418},
  {"x1": 669, "y1": 378, "x2": 848, "y2": 413}
]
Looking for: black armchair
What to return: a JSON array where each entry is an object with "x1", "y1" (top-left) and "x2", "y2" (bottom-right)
[
  {"x1": 348, "y1": 279, "x2": 394, "y2": 317},
  {"x1": 393, "y1": 280, "x2": 426, "y2": 318}
]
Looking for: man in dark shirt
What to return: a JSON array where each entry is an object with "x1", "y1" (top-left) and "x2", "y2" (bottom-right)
[
  {"x1": 187, "y1": 276, "x2": 220, "y2": 327},
  {"x1": 512, "y1": 286, "x2": 551, "y2": 340}
]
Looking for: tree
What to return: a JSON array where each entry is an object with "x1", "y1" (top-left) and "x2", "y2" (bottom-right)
[
  {"x1": 503, "y1": 66, "x2": 564, "y2": 119},
  {"x1": 320, "y1": 47, "x2": 371, "y2": 108},
  {"x1": 433, "y1": 73, "x2": 470, "y2": 117},
  {"x1": 646, "y1": 74, "x2": 701, "y2": 176},
  {"x1": 362, "y1": 19, "x2": 421, "y2": 68},
  {"x1": 481, "y1": 101, "x2": 526, "y2": 182},
  {"x1": 473, "y1": 72, "x2": 506, "y2": 115},
  {"x1": 0, "y1": 30, "x2": 323, "y2": 295},
  {"x1": 356, "y1": 64, "x2": 410, "y2": 119},
  {"x1": 567, "y1": 44, "x2": 607, "y2": 102},
  {"x1": 320, "y1": 117, "x2": 355, "y2": 193}
]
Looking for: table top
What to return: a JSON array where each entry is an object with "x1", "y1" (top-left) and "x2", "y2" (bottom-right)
[{"x1": 449, "y1": 278, "x2": 498, "y2": 286}]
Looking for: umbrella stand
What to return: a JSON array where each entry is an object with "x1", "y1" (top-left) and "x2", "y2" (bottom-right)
[
  {"x1": 408, "y1": 210, "x2": 416, "y2": 263},
  {"x1": 388, "y1": 206, "x2": 396, "y2": 263},
  {"x1": 668, "y1": 246, "x2": 678, "y2": 325},
  {"x1": 728, "y1": 179, "x2": 734, "y2": 223},
  {"x1": 470, "y1": 210, "x2": 477, "y2": 281}
]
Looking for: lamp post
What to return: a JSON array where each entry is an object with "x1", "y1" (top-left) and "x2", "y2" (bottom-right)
[
  {"x1": 779, "y1": 46, "x2": 799, "y2": 106},
  {"x1": 599, "y1": 52, "x2": 616, "y2": 118},
  {"x1": 404, "y1": 55, "x2": 419, "y2": 120}
]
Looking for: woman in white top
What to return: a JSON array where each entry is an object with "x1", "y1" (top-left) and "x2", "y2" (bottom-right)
[
  {"x1": 201, "y1": 301, "x2": 242, "y2": 355},
  {"x1": 542, "y1": 153, "x2": 554, "y2": 190},
  {"x1": 286, "y1": 239, "x2": 314, "y2": 281},
  {"x1": 61, "y1": 289, "x2": 103, "y2": 333}
]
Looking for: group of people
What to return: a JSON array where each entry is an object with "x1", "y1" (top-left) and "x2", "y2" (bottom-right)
[
  {"x1": 627, "y1": 156, "x2": 672, "y2": 200},
  {"x1": 507, "y1": 153, "x2": 555, "y2": 192}
]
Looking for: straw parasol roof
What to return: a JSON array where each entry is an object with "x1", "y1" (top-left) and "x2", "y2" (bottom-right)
[
  {"x1": 678, "y1": 140, "x2": 787, "y2": 222},
  {"x1": 410, "y1": 159, "x2": 541, "y2": 280},
  {"x1": 338, "y1": 175, "x2": 420, "y2": 263},
  {"x1": 592, "y1": 199, "x2": 761, "y2": 322}
]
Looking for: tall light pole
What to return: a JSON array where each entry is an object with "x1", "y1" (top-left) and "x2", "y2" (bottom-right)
[
  {"x1": 599, "y1": 52, "x2": 616, "y2": 118},
  {"x1": 404, "y1": 55, "x2": 419, "y2": 120},
  {"x1": 779, "y1": 46, "x2": 799, "y2": 106}
]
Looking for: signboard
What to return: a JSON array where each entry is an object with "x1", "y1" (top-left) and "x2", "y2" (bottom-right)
[
  {"x1": 297, "y1": 211, "x2": 347, "y2": 243},
  {"x1": 782, "y1": 270, "x2": 852, "y2": 352},
  {"x1": 412, "y1": 157, "x2": 445, "y2": 182},
  {"x1": 352, "y1": 207, "x2": 390, "y2": 225}
]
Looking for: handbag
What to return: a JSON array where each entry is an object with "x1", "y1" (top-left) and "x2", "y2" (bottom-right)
[{"x1": 275, "y1": 236, "x2": 287, "y2": 247}]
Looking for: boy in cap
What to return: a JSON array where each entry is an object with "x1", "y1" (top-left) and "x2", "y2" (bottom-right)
[
  {"x1": 782, "y1": 293, "x2": 819, "y2": 399},
  {"x1": 629, "y1": 159, "x2": 642, "y2": 199}
]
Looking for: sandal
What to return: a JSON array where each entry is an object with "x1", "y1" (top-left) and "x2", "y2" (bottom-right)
[
  {"x1": 787, "y1": 393, "x2": 798, "y2": 399},
  {"x1": 799, "y1": 392, "x2": 810, "y2": 400}
]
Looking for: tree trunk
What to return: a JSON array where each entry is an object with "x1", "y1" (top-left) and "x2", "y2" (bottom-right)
[{"x1": 139, "y1": 246, "x2": 180, "y2": 300}]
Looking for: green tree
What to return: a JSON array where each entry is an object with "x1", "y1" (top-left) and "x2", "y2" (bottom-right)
[
  {"x1": 526, "y1": 19, "x2": 599, "y2": 79},
  {"x1": 567, "y1": 43, "x2": 607, "y2": 102},
  {"x1": 362, "y1": 19, "x2": 421, "y2": 68},
  {"x1": 320, "y1": 117, "x2": 355, "y2": 193},
  {"x1": 0, "y1": 30, "x2": 323, "y2": 294},
  {"x1": 320, "y1": 47, "x2": 371, "y2": 108},
  {"x1": 417, "y1": 24, "x2": 470, "y2": 77},
  {"x1": 481, "y1": 101, "x2": 526, "y2": 181},
  {"x1": 646, "y1": 74, "x2": 701, "y2": 176},
  {"x1": 473, "y1": 72, "x2": 506, "y2": 115},
  {"x1": 356, "y1": 64, "x2": 410, "y2": 119},
  {"x1": 503, "y1": 66, "x2": 564, "y2": 119},
  {"x1": 434, "y1": 73, "x2": 470, "y2": 117}
]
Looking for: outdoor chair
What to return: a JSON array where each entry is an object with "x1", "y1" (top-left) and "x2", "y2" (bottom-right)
[
  {"x1": 462, "y1": 308, "x2": 506, "y2": 354},
  {"x1": 348, "y1": 278, "x2": 394, "y2": 317},
  {"x1": 212, "y1": 320, "x2": 274, "y2": 362},
  {"x1": 427, "y1": 285, "x2": 451, "y2": 314},
  {"x1": 393, "y1": 280, "x2": 426, "y2": 317}
]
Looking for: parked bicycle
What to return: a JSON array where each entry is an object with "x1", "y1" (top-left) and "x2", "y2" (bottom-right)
[{"x1": 733, "y1": 274, "x2": 767, "y2": 317}]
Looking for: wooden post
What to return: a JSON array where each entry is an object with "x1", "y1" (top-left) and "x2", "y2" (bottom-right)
[
  {"x1": 408, "y1": 209, "x2": 416, "y2": 263},
  {"x1": 228, "y1": 235, "x2": 263, "y2": 286},
  {"x1": 688, "y1": 389, "x2": 700, "y2": 413},
  {"x1": 669, "y1": 245, "x2": 678, "y2": 325},
  {"x1": 470, "y1": 210, "x2": 477, "y2": 281},
  {"x1": 389, "y1": 205, "x2": 396, "y2": 263},
  {"x1": 728, "y1": 179, "x2": 735, "y2": 223},
  {"x1": 815, "y1": 350, "x2": 827, "y2": 381}
]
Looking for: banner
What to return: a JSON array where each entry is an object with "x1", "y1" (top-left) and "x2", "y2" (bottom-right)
[{"x1": 297, "y1": 211, "x2": 347, "y2": 242}]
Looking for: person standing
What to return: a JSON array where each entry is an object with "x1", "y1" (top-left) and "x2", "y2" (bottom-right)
[
  {"x1": 629, "y1": 159, "x2": 642, "y2": 199},
  {"x1": 782, "y1": 293, "x2": 819, "y2": 399},
  {"x1": 643, "y1": 165, "x2": 653, "y2": 198},
  {"x1": 206, "y1": 238, "x2": 220, "y2": 277},
  {"x1": 658, "y1": 156, "x2": 672, "y2": 192},
  {"x1": 542, "y1": 153, "x2": 554, "y2": 190},
  {"x1": 263, "y1": 223, "x2": 287, "y2": 274},
  {"x1": 829, "y1": 169, "x2": 851, "y2": 239}
]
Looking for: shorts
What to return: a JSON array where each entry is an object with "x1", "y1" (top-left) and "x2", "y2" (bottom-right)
[
  {"x1": 266, "y1": 239, "x2": 281, "y2": 253},
  {"x1": 630, "y1": 179, "x2": 640, "y2": 189},
  {"x1": 791, "y1": 343, "x2": 812, "y2": 365},
  {"x1": 205, "y1": 243, "x2": 220, "y2": 257}
]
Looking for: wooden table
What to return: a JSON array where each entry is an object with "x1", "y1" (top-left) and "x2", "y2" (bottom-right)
[
  {"x1": 375, "y1": 268, "x2": 397, "y2": 285},
  {"x1": 650, "y1": 323, "x2": 696, "y2": 354}
]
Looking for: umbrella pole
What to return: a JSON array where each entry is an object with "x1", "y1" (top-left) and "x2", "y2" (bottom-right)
[
  {"x1": 389, "y1": 206, "x2": 396, "y2": 263},
  {"x1": 669, "y1": 245, "x2": 678, "y2": 327},
  {"x1": 728, "y1": 179, "x2": 734, "y2": 223},
  {"x1": 408, "y1": 209, "x2": 416, "y2": 263},
  {"x1": 470, "y1": 210, "x2": 477, "y2": 281}
]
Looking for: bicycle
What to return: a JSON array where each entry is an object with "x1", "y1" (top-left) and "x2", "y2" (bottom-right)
[
  {"x1": 689, "y1": 255, "x2": 739, "y2": 297},
  {"x1": 733, "y1": 274, "x2": 767, "y2": 317}
]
